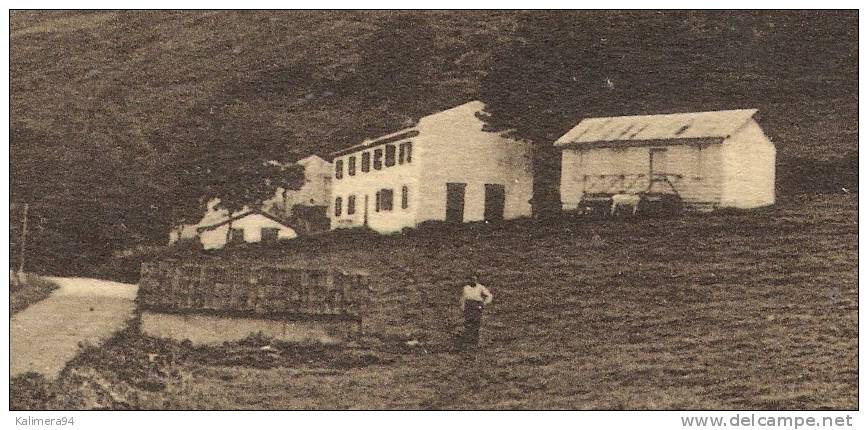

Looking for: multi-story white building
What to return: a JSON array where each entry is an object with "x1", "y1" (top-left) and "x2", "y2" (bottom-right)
[{"x1": 329, "y1": 101, "x2": 534, "y2": 234}]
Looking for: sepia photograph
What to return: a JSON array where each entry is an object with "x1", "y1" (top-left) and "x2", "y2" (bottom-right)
[{"x1": 4, "y1": 4, "x2": 860, "y2": 426}]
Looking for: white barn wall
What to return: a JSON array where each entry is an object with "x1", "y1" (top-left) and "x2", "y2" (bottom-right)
[
  {"x1": 199, "y1": 213, "x2": 297, "y2": 250},
  {"x1": 559, "y1": 144, "x2": 726, "y2": 210},
  {"x1": 285, "y1": 155, "x2": 333, "y2": 208},
  {"x1": 416, "y1": 103, "x2": 534, "y2": 223},
  {"x1": 720, "y1": 120, "x2": 776, "y2": 208},
  {"x1": 200, "y1": 225, "x2": 231, "y2": 249},
  {"x1": 168, "y1": 224, "x2": 199, "y2": 244},
  {"x1": 559, "y1": 149, "x2": 583, "y2": 210},
  {"x1": 262, "y1": 155, "x2": 332, "y2": 213}
]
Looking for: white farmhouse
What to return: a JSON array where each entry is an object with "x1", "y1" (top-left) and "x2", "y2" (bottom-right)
[
  {"x1": 555, "y1": 109, "x2": 776, "y2": 211},
  {"x1": 196, "y1": 210, "x2": 297, "y2": 250},
  {"x1": 329, "y1": 101, "x2": 534, "y2": 233},
  {"x1": 266, "y1": 154, "x2": 332, "y2": 214},
  {"x1": 169, "y1": 156, "x2": 331, "y2": 246}
]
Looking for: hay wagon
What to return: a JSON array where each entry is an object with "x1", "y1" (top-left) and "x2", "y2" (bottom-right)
[{"x1": 577, "y1": 173, "x2": 683, "y2": 218}]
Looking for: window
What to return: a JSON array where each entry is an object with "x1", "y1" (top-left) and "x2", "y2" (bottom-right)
[
  {"x1": 347, "y1": 195, "x2": 356, "y2": 215},
  {"x1": 334, "y1": 196, "x2": 342, "y2": 216},
  {"x1": 385, "y1": 144, "x2": 396, "y2": 167},
  {"x1": 261, "y1": 227, "x2": 279, "y2": 242},
  {"x1": 399, "y1": 142, "x2": 413, "y2": 164},
  {"x1": 401, "y1": 185, "x2": 409, "y2": 209},
  {"x1": 373, "y1": 148, "x2": 383, "y2": 170},
  {"x1": 229, "y1": 228, "x2": 244, "y2": 244},
  {"x1": 361, "y1": 152, "x2": 371, "y2": 172},
  {"x1": 335, "y1": 159, "x2": 343, "y2": 180},
  {"x1": 348, "y1": 156, "x2": 356, "y2": 176},
  {"x1": 377, "y1": 188, "x2": 394, "y2": 211}
]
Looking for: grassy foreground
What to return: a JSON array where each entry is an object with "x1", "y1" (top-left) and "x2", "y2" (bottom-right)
[{"x1": 11, "y1": 194, "x2": 857, "y2": 409}]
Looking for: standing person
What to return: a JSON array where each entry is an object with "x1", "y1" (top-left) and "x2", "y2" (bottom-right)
[{"x1": 459, "y1": 273, "x2": 493, "y2": 349}]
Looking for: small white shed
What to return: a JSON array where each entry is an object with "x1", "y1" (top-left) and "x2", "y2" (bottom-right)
[
  {"x1": 196, "y1": 210, "x2": 298, "y2": 250},
  {"x1": 555, "y1": 109, "x2": 776, "y2": 211}
]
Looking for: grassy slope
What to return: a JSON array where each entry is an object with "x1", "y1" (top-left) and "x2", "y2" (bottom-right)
[
  {"x1": 10, "y1": 10, "x2": 514, "y2": 153},
  {"x1": 13, "y1": 194, "x2": 857, "y2": 409},
  {"x1": 10, "y1": 11, "x2": 857, "y2": 161}
]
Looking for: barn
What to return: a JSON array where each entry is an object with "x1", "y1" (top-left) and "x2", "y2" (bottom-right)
[
  {"x1": 555, "y1": 109, "x2": 776, "y2": 212},
  {"x1": 196, "y1": 210, "x2": 297, "y2": 250},
  {"x1": 329, "y1": 100, "x2": 534, "y2": 233}
]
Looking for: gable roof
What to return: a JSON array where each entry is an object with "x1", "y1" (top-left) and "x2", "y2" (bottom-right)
[
  {"x1": 329, "y1": 100, "x2": 486, "y2": 158},
  {"x1": 196, "y1": 209, "x2": 295, "y2": 233},
  {"x1": 554, "y1": 109, "x2": 758, "y2": 147},
  {"x1": 297, "y1": 154, "x2": 330, "y2": 166}
]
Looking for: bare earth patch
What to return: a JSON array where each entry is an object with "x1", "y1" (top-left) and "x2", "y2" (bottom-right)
[{"x1": 10, "y1": 278, "x2": 138, "y2": 379}]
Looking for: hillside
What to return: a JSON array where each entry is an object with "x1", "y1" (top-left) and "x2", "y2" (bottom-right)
[
  {"x1": 12, "y1": 194, "x2": 857, "y2": 409},
  {"x1": 9, "y1": 10, "x2": 858, "y2": 276}
]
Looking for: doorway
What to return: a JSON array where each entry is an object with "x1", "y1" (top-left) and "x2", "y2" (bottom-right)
[
  {"x1": 649, "y1": 148, "x2": 668, "y2": 177},
  {"x1": 445, "y1": 183, "x2": 466, "y2": 223},
  {"x1": 363, "y1": 194, "x2": 369, "y2": 227},
  {"x1": 484, "y1": 184, "x2": 505, "y2": 222},
  {"x1": 649, "y1": 148, "x2": 668, "y2": 191}
]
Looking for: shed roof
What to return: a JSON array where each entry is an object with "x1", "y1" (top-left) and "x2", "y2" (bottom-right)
[
  {"x1": 196, "y1": 209, "x2": 295, "y2": 233},
  {"x1": 554, "y1": 109, "x2": 758, "y2": 147}
]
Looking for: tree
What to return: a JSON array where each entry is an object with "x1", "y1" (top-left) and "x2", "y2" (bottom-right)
[{"x1": 156, "y1": 84, "x2": 308, "y2": 238}]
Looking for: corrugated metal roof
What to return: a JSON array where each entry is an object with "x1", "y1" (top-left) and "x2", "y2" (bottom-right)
[{"x1": 554, "y1": 109, "x2": 758, "y2": 147}]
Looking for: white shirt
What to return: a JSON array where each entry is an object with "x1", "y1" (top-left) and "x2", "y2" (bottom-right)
[{"x1": 460, "y1": 283, "x2": 493, "y2": 310}]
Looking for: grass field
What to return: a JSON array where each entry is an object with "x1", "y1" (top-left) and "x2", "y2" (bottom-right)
[{"x1": 11, "y1": 193, "x2": 857, "y2": 410}]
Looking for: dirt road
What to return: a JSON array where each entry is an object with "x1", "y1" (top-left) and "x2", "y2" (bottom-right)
[{"x1": 10, "y1": 277, "x2": 138, "y2": 379}]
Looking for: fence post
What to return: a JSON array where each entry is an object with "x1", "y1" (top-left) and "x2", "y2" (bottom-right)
[{"x1": 17, "y1": 202, "x2": 28, "y2": 278}]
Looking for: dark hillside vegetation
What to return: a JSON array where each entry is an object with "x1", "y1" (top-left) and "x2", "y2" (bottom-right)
[{"x1": 10, "y1": 10, "x2": 857, "y2": 277}]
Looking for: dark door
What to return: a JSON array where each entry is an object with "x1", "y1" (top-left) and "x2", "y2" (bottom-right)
[
  {"x1": 445, "y1": 183, "x2": 466, "y2": 223},
  {"x1": 649, "y1": 148, "x2": 668, "y2": 176},
  {"x1": 649, "y1": 148, "x2": 668, "y2": 192},
  {"x1": 363, "y1": 194, "x2": 369, "y2": 226},
  {"x1": 484, "y1": 184, "x2": 506, "y2": 222}
]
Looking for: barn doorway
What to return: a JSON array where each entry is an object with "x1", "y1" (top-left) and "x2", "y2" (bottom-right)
[
  {"x1": 649, "y1": 148, "x2": 668, "y2": 176},
  {"x1": 649, "y1": 148, "x2": 668, "y2": 192},
  {"x1": 483, "y1": 184, "x2": 505, "y2": 222},
  {"x1": 445, "y1": 183, "x2": 466, "y2": 223}
]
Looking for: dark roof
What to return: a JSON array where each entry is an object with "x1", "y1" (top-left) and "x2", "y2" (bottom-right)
[
  {"x1": 330, "y1": 129, "x2": 420, "y2": 157},
  {"x1": 196, "y1": 209, "x2": 296, "y2": 233}
]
